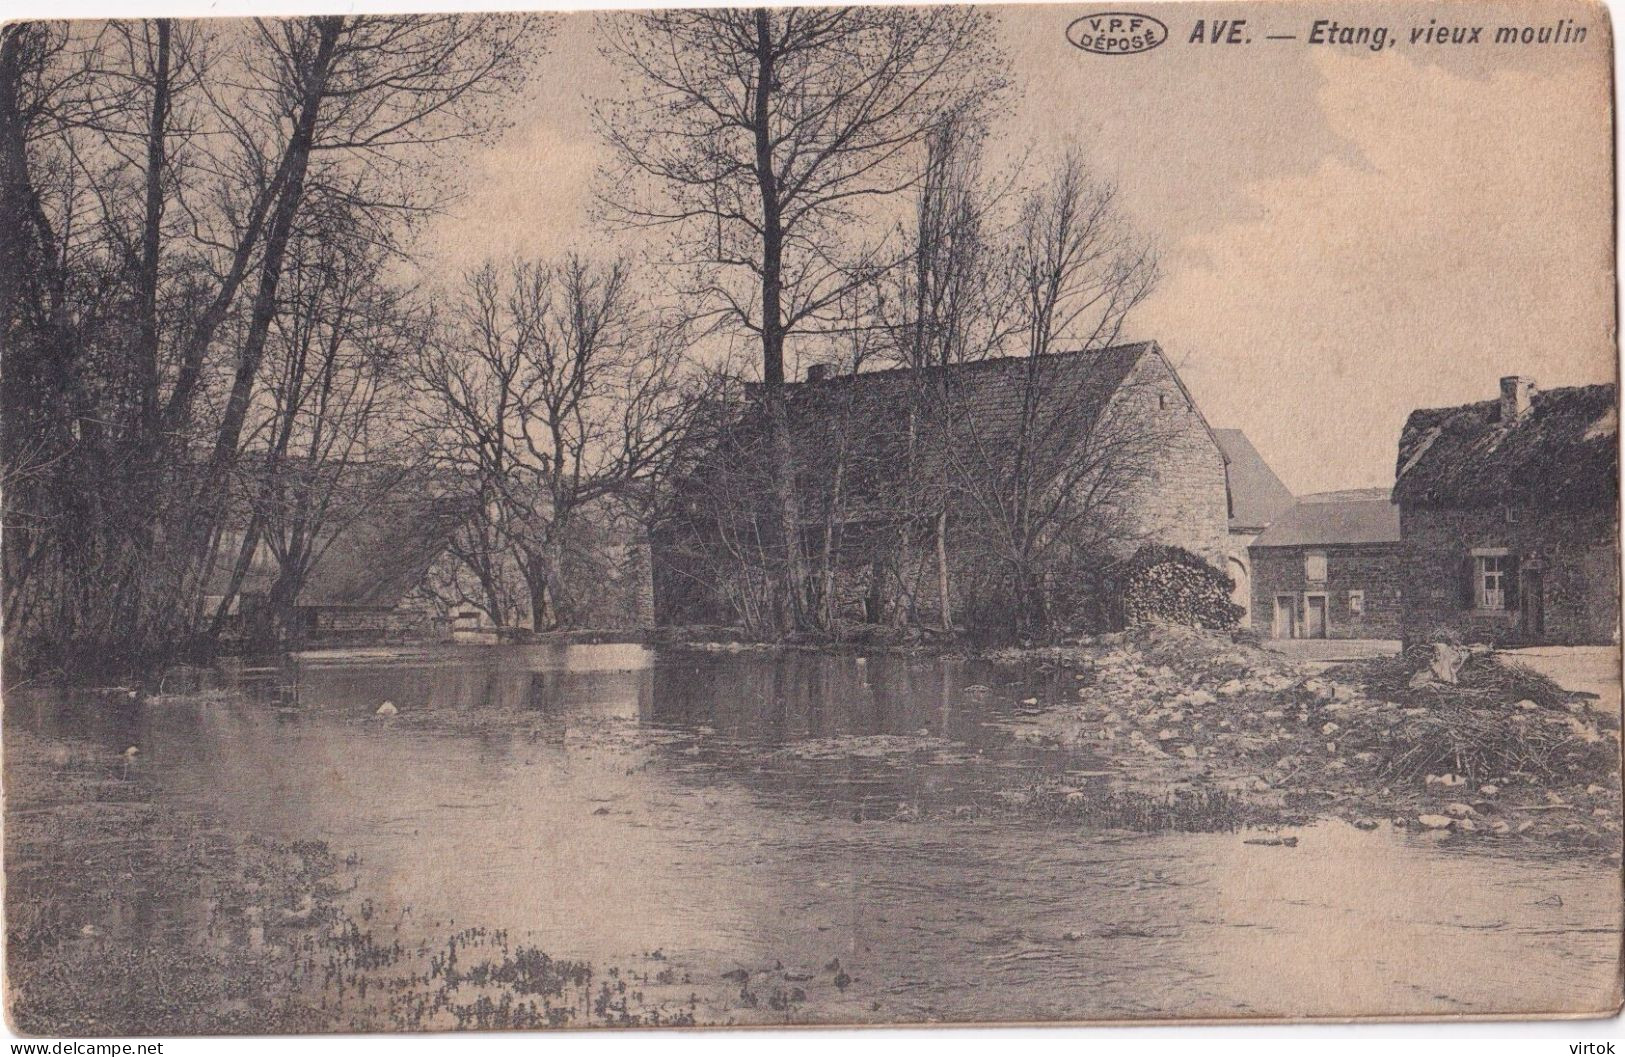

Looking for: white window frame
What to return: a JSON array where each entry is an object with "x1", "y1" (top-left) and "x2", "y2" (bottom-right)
[
  {"x1": 1348, "y1": 590, "x2": 1364, "y2": 616},
  {"x1": 1473, "y1": 548, "x2": 1510, "y2": 611},
  {"x1": 1304, "y1": 552, "x2": 1328, "y2": 583}
]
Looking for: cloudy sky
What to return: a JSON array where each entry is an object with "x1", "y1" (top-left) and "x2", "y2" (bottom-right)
[{"x1": 420, "y1": 0, "x2": 1615, "y2": 495}]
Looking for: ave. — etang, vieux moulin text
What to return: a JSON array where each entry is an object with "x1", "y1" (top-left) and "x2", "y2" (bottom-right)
[{"x1": 1187, "y1": 17, "x2": 1589, "y2": 52}]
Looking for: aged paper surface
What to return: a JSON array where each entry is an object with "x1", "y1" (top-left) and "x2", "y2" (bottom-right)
[{"x1": 1, "y1": 0, "x2": 1619, "y2": 1034}]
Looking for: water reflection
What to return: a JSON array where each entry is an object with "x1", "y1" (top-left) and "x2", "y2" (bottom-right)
[{"x1": 7, "y1": 643, "x2": 1621, "y2": 1024}]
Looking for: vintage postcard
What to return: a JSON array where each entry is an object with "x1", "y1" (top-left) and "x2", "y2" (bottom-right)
[{"x1": 1, "y1": 0, "x2": 1619, "y2": 1036}]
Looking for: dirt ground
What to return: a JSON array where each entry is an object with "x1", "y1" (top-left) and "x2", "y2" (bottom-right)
[{"x1": 1503, "y1": 646, "x2": 1622, "y2": 715}]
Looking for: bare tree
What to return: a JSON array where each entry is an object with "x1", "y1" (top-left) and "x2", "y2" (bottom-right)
[
  {"x1": 414, "y1": 255, "x2": 696, "y2": 630},
  {"x1": 874, "y1": 116, "x2": 1018, "y2": 629},
  {"x1": 210, "y1": 222, "x2": 421, "y2": 642},
  {"x1": 946, "y1": 150, "x2": 1162, "y2": 638},
  {"x1": 0, "y1": 16, "x2": 545, "y2": 670},
  {"x1": 598, "y1": 6, "x2": 1005, "y2": 632},
  {"x1": 175, "y1": 15, "x2": 545, "y2": 633}
]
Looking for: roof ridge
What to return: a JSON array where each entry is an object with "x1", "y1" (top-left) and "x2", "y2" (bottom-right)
[
  {"x1": 784, "y1": 341, "x2": 1155, "y2": 388},
  {"x1": 1408, "y1": 381, "x2": 1616, "y2": 420},
  {"x1": 1298, "y1": 487, "x2": 1394, "y2": 503}
]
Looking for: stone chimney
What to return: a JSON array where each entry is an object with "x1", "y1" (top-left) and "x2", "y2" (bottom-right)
[
  {"x1": 805, "y1": 363, "x2": 831, "y2": 383},
  {"x1": 1499, "y1": 376, "x2": 1536, "y2": 421}
]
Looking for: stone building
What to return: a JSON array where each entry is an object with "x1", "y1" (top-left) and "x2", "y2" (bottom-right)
[
  {"x1": 1248, "y1": 489, "x2": 1403, "y2": 640},
  {"x1": 1213, "y1": 429, "x2": 1295, "y2": 627},
  {"x1": 653, "y1": 341, "x2": 1232, "y2": 632},
  {"x1": 1392, "y1": 376, "x2": 1619, "y2": 646}
]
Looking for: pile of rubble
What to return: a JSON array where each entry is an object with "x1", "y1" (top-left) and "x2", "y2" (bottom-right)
[{"x1": 995, "y1": 624, "x2": 1621, "y2": 850}]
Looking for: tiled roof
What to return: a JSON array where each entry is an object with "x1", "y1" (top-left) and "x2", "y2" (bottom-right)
[
  {"x1": 775, "y1": 343, "x2": 1160, "y2": 511},
  {"x1": 1251, "y1": 488, "x2": 1400, "y2": 548},
  {"x1": 296, "y1": 494, "x2": 469, "y2": 607},
  {"x1": 1214, "y1": 429, "x2": 1294, "y2": 532}
]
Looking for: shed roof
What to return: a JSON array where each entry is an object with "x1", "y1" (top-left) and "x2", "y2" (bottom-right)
[
  {"x1": 1214, "y1": 429, "x2": 1294, "y2": 532},
  {"x1": 1392, "y1": 383, "x2": 1617, "y2": 509},
  {"x1": 1251, "y1": 487, "x2": 1400, "y2": 548}
]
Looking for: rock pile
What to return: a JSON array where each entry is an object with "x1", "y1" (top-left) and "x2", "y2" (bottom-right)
[{"x1": 991, "y1": 624, "x2": 1621, "y2": 850}]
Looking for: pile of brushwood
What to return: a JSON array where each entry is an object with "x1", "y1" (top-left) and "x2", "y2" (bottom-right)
[
  {"x1": 1117, "y1": 546, "x2": 1243, "y2": 631},
  {"x1": 1328, "y1": 648, "x2": 1617, "y2": 788},
  {"x1": 990, "y1": 623, "x2": 1620, "y2": 849}
]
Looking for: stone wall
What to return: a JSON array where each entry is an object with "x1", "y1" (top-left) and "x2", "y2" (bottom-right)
[
  {"x1": 1250, "y1": 543, "x2": 1406, "y2": 639},
  {"x1": 303, "y1": 607, "x2": 434, "y2": 643},
  {"x1": 1399, "y1": 504, "x2": 1619, "y2": 646},
  {"x1": 1228, "y1": 529, "x2": 1260, "y2": 627},
  {"x1": 1112, "y1": 355, "x2": 1230, "y2": 570}
]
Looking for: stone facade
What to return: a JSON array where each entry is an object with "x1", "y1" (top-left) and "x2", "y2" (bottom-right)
[
  {"x1": 1227, "y1": 530, "x2": 1261, "y2": 625},
  {"x1": 1250, "y1": 543, "x2": 1405, "y2": 640},
  {"x1": 1390, "y1": 378, "x2": 1618, "y2": 647},
  {"x1": 1398, "y1": 505, "x2": 1619, "y2": 646},
  {"x1": 653, "y1": 342, "x2": 1232, "y2": 632},
  {"x1": 1110, "y1": 354, "x2": 1230, "y2": 570}
]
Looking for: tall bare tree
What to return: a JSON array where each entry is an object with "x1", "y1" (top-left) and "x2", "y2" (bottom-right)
[
  {"x1": 414, "y1": 255, "x2": 696, "y2": 630},
  {"x1": 874, "y1": 116, "x2": 1018, "y2": 629},
  {"x1": 0, "y1": 16, "x2": 546, "y2": 670},
  {"x1": 209, "y1": 221, "x2": 421, "y2": 641},
  {"x1": 598, "y1": 6, "x2": 1005, "y2": 631},
  {"x1": 946, "y1": 150, "x2": 1162, "y2": 637}
]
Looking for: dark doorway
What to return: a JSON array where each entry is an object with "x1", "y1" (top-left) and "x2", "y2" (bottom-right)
[
  {"x1": 1305, "y1": 594, "x2": 1329, "y2": 639},
  {"x1": 1520, "y1": 566, "x2": 1546, "y2": 640}
]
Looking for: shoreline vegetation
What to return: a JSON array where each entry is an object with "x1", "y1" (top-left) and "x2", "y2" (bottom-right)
[{"x1": 6, "y1": 626, "x2": 1620, "y2": 1034}]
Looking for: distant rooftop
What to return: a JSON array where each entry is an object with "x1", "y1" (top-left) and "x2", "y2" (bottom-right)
[
  {"x1": 1251, "y1": 487, "x2": 1400, "y2": 548},
  {"x1": 1214, "y1": 429, "x2": 1294, "y2": 532}
]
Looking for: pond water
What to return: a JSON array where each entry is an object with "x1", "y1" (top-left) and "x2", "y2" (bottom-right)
[{"x1": 10, "y1": 644, "x2": 1621, "y2": 1025}]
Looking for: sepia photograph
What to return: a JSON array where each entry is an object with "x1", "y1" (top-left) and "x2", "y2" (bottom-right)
[{"x1": 0, "y1": 0, "x2": 1619, "y2": 1038}]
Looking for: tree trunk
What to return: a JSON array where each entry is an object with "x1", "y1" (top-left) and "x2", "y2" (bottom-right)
[
  {"x1": 752, "y1": 9, "x2": 809, "y2": 633},
  {"x1": 525, "y1": 561, "x2": 549, "y2": 631},
  {"x1": 935, "y1": 507, "x2": 952, "y2": 632},
  {"x1": 135, "y1": 20, "x2": 170, "y2": 442},
  {"x1": 820, "y1": 457, "x2": 843, "y2": 627},
  {"x1": 865, "y1": 553, "x2": 887, "y2": 625},
  {"x1": 181, "y1": 17, "x2": 343, "y2": 636}
]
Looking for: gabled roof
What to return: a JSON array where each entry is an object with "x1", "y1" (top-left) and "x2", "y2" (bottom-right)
[
  {"x1": 1251, "y1": 487, "x2": 1400, "y2": 548},
  {"x1": 296, "y1": 495, "x2": 469, "y2": 607},
  {"x1": 785, "y1": 342, "x2": 1155, "y2": 436},
  {"x1": 777, "y1": 342, "x2": 1215, "y2": 509},
  {"x1": 1214, "y1": 429, "x2": 1294, "y2": 532},
  {"x1": 206, "y1": 464, "x2": 471, "y2": 609},
  {"x1": 1392, "y1": 383, "x2": 1618, "y2": 509}
]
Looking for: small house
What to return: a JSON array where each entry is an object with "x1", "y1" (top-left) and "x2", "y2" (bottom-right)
[
  {"x1": 1248, "y1": 488, "x2": 1403, "y2": 640},
  {"x1": 1392, "y1": 376, "x2": 1619, "y2": 646},
  {"x1": 206, "y1": 467, "x2": 470, "y2": 646}
]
